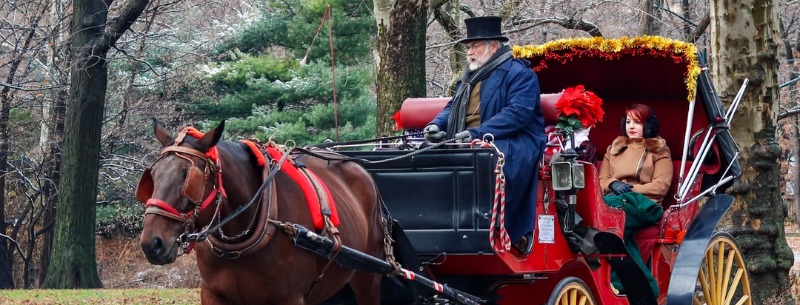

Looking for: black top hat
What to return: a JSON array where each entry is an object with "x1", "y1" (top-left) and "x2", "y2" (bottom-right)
[{"x1": 459, "y1": 16, "x2": 508, "y2": 44}]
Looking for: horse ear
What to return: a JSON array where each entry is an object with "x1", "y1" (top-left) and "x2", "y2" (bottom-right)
[
  {"x1": 196, "y1": 120, "x2": 225, "y2": 153},
  {"x1": 152, "y1": 117, "x2": 174, "y2": 147}
]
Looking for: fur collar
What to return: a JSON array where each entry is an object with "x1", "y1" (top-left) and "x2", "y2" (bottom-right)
[{"x1": 609, "y1": 136, "x2": 667, "y2": 155}]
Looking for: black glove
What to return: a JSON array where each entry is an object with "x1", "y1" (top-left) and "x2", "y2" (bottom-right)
[
  {"x1": 454, "y1": 130, "x2": 473, "y2": 143},
  {"x1": 609, "y1": 180, "x2": 633, "y2": 195},
  {"x1": 423, "y1": 124, "x2": 446, "y2": 142}
]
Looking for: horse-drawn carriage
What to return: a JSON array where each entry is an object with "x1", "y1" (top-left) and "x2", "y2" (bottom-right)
[{"x1": 138, "y1": 36, "x2": 751, "y2": 305}]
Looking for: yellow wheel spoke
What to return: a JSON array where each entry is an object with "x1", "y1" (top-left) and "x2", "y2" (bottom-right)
[
  {"x1": 552, "y1": 281, "x2": 594, "y2": 305},
  {"x1": 696, "y1": 234, "x2": 752, "y2": 305},
  {"x1": 707, "y1": 249, "x2": 717, "y2": 303},
  {"x1": 699, "y1": 265, "x2": 712, "y2": 304},
  {"x1": 721, "y1": 248, "x2": 735, "y2": 304},
  {"x1": 716, "y1": 242, "x2": 724, "y2": 305},
  {"x1": 570, "y1": 289, "x2": 577, "y2": 305},
  {"x1": 724, "y1": 269, "x2": 744, "y2": 305},
  {"x1": 733, "y1": 295, "x2": 750, "y2": 305}
]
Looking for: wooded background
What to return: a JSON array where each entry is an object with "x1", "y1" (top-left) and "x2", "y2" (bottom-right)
[{"x1": 0, "y1": 0, "x2": 797, "y2": 303}]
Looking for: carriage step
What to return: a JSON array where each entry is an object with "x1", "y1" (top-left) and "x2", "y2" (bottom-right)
[{"x1": 593, "y1": 231, "x2": 658, "y2": 305}]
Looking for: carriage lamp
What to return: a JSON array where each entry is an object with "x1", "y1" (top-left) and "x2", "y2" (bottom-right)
[
  {"x1": 571, "y1": 163, "x2": 585, "y2": 189},
  {"x1": 551, "y1": 162, "x2": 586, "y2": 191},
  {"x1": 551, "y1": 161, "x2": 573, "y2": 191}
]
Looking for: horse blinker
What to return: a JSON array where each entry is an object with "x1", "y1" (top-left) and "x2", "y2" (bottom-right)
[{"x1": 182, "y1": 166, "x2": 207, "y2": 204}]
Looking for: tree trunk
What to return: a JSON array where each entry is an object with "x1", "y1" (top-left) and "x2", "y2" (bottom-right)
[
  {"x1": 794, "y1": 120, "x2": 800, "y2": 224},
  {"x1": 432, "y1": 0, "x2": 464, "y2": 95},
  {"x1": 681, "y1": 0, "x2": 691, "y2": 40},
  {"x1": 374, "y1": 0, "x2": 428, "y2": 136},
  {"x1": 637, "y1": 0, "x2": 662, "y2": 36},
  {"x1": 42, "y1": 0, "x2": 149, "y2": 288},
  {"x1": 779, "y1": 18, "x2": 800, "y2": 225},
  {"x1": 41, "y1": 0, "x2": 112, "y2": 289},
  {"x1": 38, "y1": 0, "x2": 69, "y2": 286},
  {"x1": 0, "y1": 88, "x2": 13, "y2": 291},
  {"x1": 38, "y1": 89, "x2": 66, "y2": 287},
  {"x1": 709, "y1": 0, "x2": 793, "y2": 303}
]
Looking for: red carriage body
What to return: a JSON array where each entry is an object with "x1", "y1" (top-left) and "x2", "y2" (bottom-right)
[{"x1": 340, "y1": 37, "x2": 750, "y2": 305}]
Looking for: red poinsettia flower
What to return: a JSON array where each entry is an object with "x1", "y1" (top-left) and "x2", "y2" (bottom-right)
[{"x1": 554, "y1": 85, "x2": 604, "y2": 132}]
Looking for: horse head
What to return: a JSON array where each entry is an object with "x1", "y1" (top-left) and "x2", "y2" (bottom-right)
[{"x1": 138, "y1": 118, "x2": 225, "y2": 265}]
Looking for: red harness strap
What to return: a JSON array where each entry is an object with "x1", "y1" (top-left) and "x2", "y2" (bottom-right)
[{"x1": 265, "y1": 145, "x2": 339, "y2": 230}]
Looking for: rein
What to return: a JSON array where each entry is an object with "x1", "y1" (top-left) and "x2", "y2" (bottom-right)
[
  {"x1": 183, "y1": 146, "x2": 294, "y2": 245},
  {"x1": 304, "y1": 133, "x2": 420, "y2": 149},
  {"x1": 298, "y1": 137, "x2": 457, "y2": 165}
]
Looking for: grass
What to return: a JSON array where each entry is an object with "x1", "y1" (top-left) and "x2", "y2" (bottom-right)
[{"x1": 0, "y1": 289, "x2": 200, "y2": 305}]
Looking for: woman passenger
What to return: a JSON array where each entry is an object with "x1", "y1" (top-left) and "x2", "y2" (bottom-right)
[{"x1": 597, "y1": 103, "x2": 672, "y2": 297}]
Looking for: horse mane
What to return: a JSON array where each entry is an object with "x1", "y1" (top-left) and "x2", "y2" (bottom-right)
[{"x1": 180, "y1": 127, "x2": 266, "y2": 167}]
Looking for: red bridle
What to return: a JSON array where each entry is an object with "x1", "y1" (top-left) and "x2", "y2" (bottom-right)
[{"x1": 140, "y1": 145, "x2": 227, "y2": 226}]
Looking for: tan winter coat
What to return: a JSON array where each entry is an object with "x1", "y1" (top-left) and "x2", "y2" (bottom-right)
[{"x1": 598, "y1": 136, "x2": 673, "y2": 204}]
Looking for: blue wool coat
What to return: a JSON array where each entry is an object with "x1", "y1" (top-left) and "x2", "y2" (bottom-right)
[{"x1": 430, "y1": 58, "x2": 546, "y2": 241}]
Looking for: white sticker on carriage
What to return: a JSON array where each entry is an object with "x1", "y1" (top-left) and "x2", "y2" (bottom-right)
[{"x1": 538, "y1": 215, "x2": 555, "y2": 244}]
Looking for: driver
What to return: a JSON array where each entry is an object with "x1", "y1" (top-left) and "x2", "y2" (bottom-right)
[{"x1": 423, "y1": 16, "x2": 546, "y2": 255}]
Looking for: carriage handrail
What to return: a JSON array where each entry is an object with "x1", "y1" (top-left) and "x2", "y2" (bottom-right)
[
  {"x1": 725, "y1": 79, "x2": 749, "y2": 126},
  {"x1": 678, "y1": 126, "x2": 717, "y2": 199},
  {"x1": 677, "y1": 80, "x2": 747, "y2": 200},
  {"x1": 677, "y1": 99, "x2": 698, "y2": 203},
  {"x1": 671, "y1": 175, "x2": 735, "y2": 209},
  {"x1": 710, "y1": 151, "x2": 740, "y2": 194},
  {"x1": 672, "y1": 151, "x2": 738, "y2": 209}
]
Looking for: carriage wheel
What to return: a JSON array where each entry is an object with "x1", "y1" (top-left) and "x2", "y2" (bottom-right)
[
  {"x1": 547, "y1": 276, "x2": 595, "y2": 305},
  {"x1": 694, "y1": 232, "x2": 752, "y2": 305}
]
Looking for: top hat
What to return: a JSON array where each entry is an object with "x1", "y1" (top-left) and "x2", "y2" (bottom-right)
[{"x1": 458, "y1": 16, "x2": 508, "y2": 44}]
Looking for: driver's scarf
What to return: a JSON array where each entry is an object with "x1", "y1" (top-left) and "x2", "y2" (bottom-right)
[{"x1": 445, "y1": 45, "x2": 513, "y2": 139}]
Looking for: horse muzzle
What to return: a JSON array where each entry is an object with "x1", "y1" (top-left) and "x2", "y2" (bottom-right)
[{"x1": 140, "y1": 235, "x2": 181, "y2": 265}]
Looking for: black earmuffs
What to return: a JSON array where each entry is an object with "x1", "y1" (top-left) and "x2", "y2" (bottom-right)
[{"x1": 619, "y1": 105, "x2": 660, "y2": 138}]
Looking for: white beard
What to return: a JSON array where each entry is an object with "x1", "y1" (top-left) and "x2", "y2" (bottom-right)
[{"x1": 467, "y1": 48, "x2": 492, "y2": 71}]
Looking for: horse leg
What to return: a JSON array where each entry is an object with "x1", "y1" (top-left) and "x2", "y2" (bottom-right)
[{"x1": 349, "y1": 272, "x2": 382, "y2": 305}]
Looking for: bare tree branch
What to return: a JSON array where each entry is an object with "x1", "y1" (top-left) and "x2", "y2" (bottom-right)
[
  {"x1": 690, "y1": 12, "x2": 710, "y2": 43},
  {"x1": 510, "y1": 17, "x2": 603, "y2": 37},
  {"x1": 93, "y1": 0, "x2": 151, "y2": 57}
]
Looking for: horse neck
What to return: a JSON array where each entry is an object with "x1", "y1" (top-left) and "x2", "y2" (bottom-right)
[{"x1": 214, "y1": 142, "x2": 264, "y2": 230}]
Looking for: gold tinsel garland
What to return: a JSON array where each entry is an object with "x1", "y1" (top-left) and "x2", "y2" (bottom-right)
[{"x1": 513, "y1": 36, "x2": 701, "y2": 103}]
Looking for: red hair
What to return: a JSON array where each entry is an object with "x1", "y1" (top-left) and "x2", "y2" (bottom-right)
[{"x1": 625, "y1": 103, "x2": 651, "y2": 123}]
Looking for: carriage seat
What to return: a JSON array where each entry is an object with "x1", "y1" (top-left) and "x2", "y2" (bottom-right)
[
  {"x1": 398, "y1": 93, "x2": 562, "y2": 130},
  {"x1": 589, "y1": 160, "x2": 700, "y2": 260},
  {"x1": 633, "y1": 161, "x2": 702, "y2": 263}
]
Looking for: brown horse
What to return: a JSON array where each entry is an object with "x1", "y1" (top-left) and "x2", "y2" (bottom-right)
[{"x1": 138, "y1": 119, "x2": 385, "y2": 305}]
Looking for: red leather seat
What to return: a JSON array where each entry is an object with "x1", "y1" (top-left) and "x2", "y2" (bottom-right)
[
  {"x1": 634, "y1": 161, "x2": 699, "y2": 262},
  {"x1": 397, "y1": 93, "x2": 563, "y2": 130}
]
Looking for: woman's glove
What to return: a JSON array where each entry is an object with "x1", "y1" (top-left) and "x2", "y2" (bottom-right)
[
  {"x1": 609, "y1": 180, "x2": 633, "y2": 195},
  {"x1": 424, "y1": 124, "x2": 446, "y2": 142}
]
